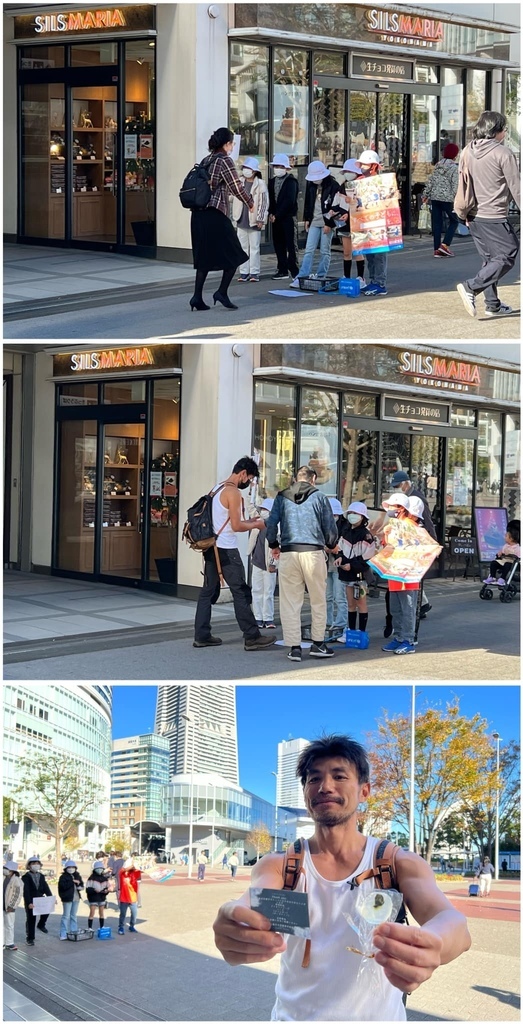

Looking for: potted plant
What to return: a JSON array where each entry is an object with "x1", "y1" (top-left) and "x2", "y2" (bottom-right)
[{"x1": 125, "y1": 113, "x2": 155, "y2": 246}]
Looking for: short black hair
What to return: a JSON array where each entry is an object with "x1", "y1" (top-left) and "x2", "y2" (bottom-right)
[
  {"x1": 208, "y1": 127, "x2": 234, "y2": 151},
  {"x1": 507, "y1": 519, "x2": 520, "y2": 544},
  {"x1": 296, "y1": 466, "x2": 317, "y2": 482},
  {"x1": 472, "y1": 111, "x2": 507, "y2": 139},
  {"x1": 232, "y1": 456, "x2": 259, "y2": 477},
  {"x1": 296, "y1": 733, "x2": 370, "y2": 785}
]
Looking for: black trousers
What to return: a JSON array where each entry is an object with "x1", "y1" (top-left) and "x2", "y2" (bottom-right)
[
  {"x1": 25, "y1": 908, "x2": 49, "y2": 941},
  {"x1": 194, "y1": 547, "x2": 260, "y2": 642},
  {"x1": 466, "y1": 218, "x2": 519, "y2": 309},
  {"x1": 490, "y1": 559, "x2": 514, "y2": 580},
  {"x1": 272, "y1": 216, "x2": 299, "y2": 277},
  {"x1": 431, "y1": 200, "x2": 459, "y2": 250}
]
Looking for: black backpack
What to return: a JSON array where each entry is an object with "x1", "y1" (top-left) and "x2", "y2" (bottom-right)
[
  {"x1": 179, "y1": 156, "x2": 216, "y2": 211},
  {"x1": 182, "y1": 484, "x2": 230, "y2": 552}
]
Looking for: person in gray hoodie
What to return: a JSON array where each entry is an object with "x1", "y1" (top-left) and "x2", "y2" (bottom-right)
[
  {"x1": 266, "y1": 466, "x2": 338, "y2": 662},
  {"x1": 454, "y1": 110, "x2": 520, "y2": 318}
]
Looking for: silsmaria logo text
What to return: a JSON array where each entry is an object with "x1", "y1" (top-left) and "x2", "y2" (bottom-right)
[
  {"x1": 70, "y1": 348, "x2": 155, "y2": 371},
  {"x1": 35, "y1": 10, "x2": 126, "y2": 33}
]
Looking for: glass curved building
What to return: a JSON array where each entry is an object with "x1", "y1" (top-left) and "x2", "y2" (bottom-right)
[{"x1": 3, "y1": 684, "x2": 112, "y2": 858}]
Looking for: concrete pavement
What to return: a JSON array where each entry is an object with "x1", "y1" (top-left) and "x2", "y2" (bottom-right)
[
  {"x1": 3, "y1": 872, "x2": 520, "y2": 1021},
  {"x1": 3, "y1": 235, "x2": 520, "y2": 339}
]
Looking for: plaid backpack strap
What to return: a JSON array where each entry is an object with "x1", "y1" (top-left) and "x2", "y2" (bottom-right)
[{"x1": 281, "y1": 840, "x2": 311, "y2": 968}]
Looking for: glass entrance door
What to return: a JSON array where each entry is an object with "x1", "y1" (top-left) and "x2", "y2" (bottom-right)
[
  {"x1": 380, "y1": 431, "x2": 444, "y2": 537},
  {"x1": 71, "y1": 84, "x2": 117, "y2": 243},
  {"x1": 100, "y1": 423, "x2": 145, "y2": 578}
]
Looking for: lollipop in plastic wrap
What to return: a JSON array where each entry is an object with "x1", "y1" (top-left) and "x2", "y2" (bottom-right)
[{"x1": 343, "y1": 887, "x2": 405, "y2": 994}]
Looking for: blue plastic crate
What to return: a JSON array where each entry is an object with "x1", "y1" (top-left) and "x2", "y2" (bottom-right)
[
  {"x1": 339, "y1": 277, "x2": 361, "y2": 297},
  {"x1": 344, "y1": 628, "x2": 369, "y2": 649},
  {"x1": 96, "y1": 926, "x2": 113, "y2": 940}
]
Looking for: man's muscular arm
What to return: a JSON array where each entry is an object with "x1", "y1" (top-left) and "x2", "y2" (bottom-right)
[
  {"x1": 213, "y1": 853, "x2": 287, "y2": 965},
  {"x1": 223, "y1": 487, "x2": 265, "y2": 533}
]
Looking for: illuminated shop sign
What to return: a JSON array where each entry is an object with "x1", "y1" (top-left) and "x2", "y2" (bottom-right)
[
  {"x1": 383, "y1": 396, "x2": 450, "y2": 424},
  {"x1": 34, "y1": 9, "x2": 126, "y2": 32},
  {"x1": 52, "y1": 344, "x2": 181, "y2": 377},
  {"x1": 14, "y1": 5, "x2": 154, "y2": 39},
  {"x1": 399, "y1": 351, "x2": 481, "y2": 392},
  {"x1": 365, "y1": 8, "x2": 444, "y2": 47}
]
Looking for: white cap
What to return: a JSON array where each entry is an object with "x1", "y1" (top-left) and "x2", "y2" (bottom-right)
[
  {"x1": 27, "y1": 856, "x2": 41, "y2": 865},
  {"x1": 261, "y1": 497, "x2": 274, "y2": 511},
  {"x1": 64, "y1": 859, "x2": 77, "y2": 869},
  {"x1": 306, "y1": 160, "x2": 330, "y2": 181},
  {"x1": 241, "y1": 156, "x2": 259, "y2": 172},
  {"x1": 5, "y1": 861, "x2": 18, "y2": 872},
  {"x1": 123, "y1": 859, "x2": 134, "y2": 869},
  {"x1": 357, "y1": 150, "x2": 380, "y2": 165},
  {"x1": 329, "y1": 498, "x2": 343, "y2": 516},
  {"x1": 342, "y1": 158, "x2": 360, "y2": 174},
  {"x1": 408, "y1": 496, "x2": 425, "y2": 520},
  {"x1": 382, "y1": 492, "x2": 410, "y2": 511},
  {"x1": 270, "y1": 153, "x2": 291, "y2": 168},
  {"x1": 93, "y1": 859, "x2": 105, "y2": 870},
  {"x1": 347, "y1": 501, "x2": 368, "y2": 517}
]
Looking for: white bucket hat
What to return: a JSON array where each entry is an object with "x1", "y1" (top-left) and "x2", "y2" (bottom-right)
[
  {"x1": 93, "y1": 859, "x2": 105, "y2": 870},
  {"x1": 241, "y1": 156, "x2": 260, "y2": 172},
  {"x1": 5, "y1": 861, "x2": 18, "y2": 872},
  {"x1": 347, "y1": 501, "x2": 368, "y2": 517},
  {"x1": 382, "y1": 492, "x2": 410, "y2": 511},
  {"x1": 407, "y1": 496, "x2": 425, "y2": 520},
  {"x1": 357, "y1": 150, "x2": 380, "y2": 165},
  {"x1": 342, "y1": 158, "x2": 361, "y2": 174},
  {"x1": 306, "y1": 160, "x2": 330, "y2": 181},
  {"x1": 123, "y1": 859, "x2": 134, "y2": 869},
  {"x1": 261, "y1": 497, "x2": 274, "y2": 511},
  {"x1": 270, "y1": 153, "x2": 291, "y2": 168},
  {"x1": 329, "y1": 498, "x2": 344, "y2": 516},
  {"x1": 65, "y1": 859, "x2": 77, "y2": 869}
]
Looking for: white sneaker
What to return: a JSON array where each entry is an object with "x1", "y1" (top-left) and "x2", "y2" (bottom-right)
[
  {"x1": 289, "y1": 277, "x2": 302, "y2": 289},
  {"x1": 336, "y1": 633, "x2": 347, "y2": 643},
  {"x1": 357, "y1": 276, "x2": 367, "y2": 288}
]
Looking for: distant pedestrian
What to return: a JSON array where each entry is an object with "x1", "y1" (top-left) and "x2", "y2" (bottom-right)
[
  {"x1": 266, "y1": 466, "x2": 338, "y2": 662},
  {"x1": 118, "y1": 859, "x2": 141, "y2": 934},
  {"x1": 58, "y1": 859, "x2": 83, "y2": 940},
  {"x1": 86, "y1": 859, "x2": 109, "y2": 932},
  {"x1": 193, "y1": 457, "x2": 277, "y2": 652},
  {"x1": 422, "y1": 142, "x2": 460, "y2": 258},
  {"x1": 229, "y1": 853, "x2": 239, "y2": 880},
  {"x1": 248, "y1": 497, "x2": 278, "y2": 629},
  {"x1": 3, "y1": 860, "x2": 22, "y2": 950},
  {"x1": 22, "y1": 856, "x2": 52, "y2": 946},
  {"x1": 455, "y1": 110, "x2": 520, "y2": 318},
  {"x1": 233, "y1": 157, "x2": 269, "y2": 283},
  {"x1": 325, "y1": 498, "x2": 348, "y2": 638},
  {"x1": 268, "y1": 154, "x2": 300, "y2": 281},
  {"x1": 197, "y1": 853, "x2": 208, "y2": 882},
  {"x1": 476, "y1": 856, "x2": 495, "y2": 896},
  {"x1": 502, "y1": 859, "x2": 508, "y2": 872},
  {"x1": 293, "y1": 161, "x2": 338, "y2": 284},
  {"x1": 222, "y1": 854, "x2": 228, "y2": 871}
]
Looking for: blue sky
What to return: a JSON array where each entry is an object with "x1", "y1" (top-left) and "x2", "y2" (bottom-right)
[{"x1": 111, "y1": 684, "x2": 520, "y2": 804}]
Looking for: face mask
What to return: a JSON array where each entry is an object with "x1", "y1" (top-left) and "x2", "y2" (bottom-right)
[
  {"x1": 242, "y1": 168, "x2": 254, "y2": 178},
  {"x1": 67, "y1": 867, "x2": 76, "y2": 874},
  {"x1": 273, "y1": 167, "x2": 286, "y2": 177},
  {"x1": 387, "y1": 509, "x2": 399, "y2": 518},
  {"x1": 30, "y1": 864, "x2": 40, "y2": 872},
  {"x1": 347, "y1": 513, "x2": 362, "y2": 524},
  {"x1": 94, "y1": 868, "x2": 104, "y2": 874},
  {"x1": 238, "y1": 480, "x2": 250, "y2": 490},
  {"x1": 343, "y1": 172, "x2": 357, "y2": 181},
  {"x1": 3, "y1": 868, "x2": 11, "y2": 877}
]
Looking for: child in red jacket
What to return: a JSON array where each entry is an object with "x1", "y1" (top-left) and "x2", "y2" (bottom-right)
[
  {"x1": 380, "y1": 492, "x2": 421, "y2": 656},
  {"x1": 118, "y1": 859, "x2": 141, "y2": 935}
]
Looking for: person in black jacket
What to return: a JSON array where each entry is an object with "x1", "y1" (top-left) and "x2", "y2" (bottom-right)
[
  {"x1": 22, "y1": 856, "x2": 52, "y2": 946},
  {"x1": 293, "y1": 161, "x2": 339, "y2": 283},
  {"x1": 335, "y1": 502, "x2": 377, "y2": 639},
  {"x1": 268, "y1": 154, "x2": 300, "y2": 281},
  {"x1": 58, "y1": 859, "x2": 84, "y2": 940}
]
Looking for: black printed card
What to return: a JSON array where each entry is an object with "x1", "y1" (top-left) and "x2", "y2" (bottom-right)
[{"x1": 250, "y1": 887, "x2": 311, "y2": 937}]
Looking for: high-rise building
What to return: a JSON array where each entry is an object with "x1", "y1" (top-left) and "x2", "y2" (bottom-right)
[
  {"x1": 3, "y1": 684, "x2": 112, "y2": 858},
  {"x1": 111, "y1": 733, "x2": 170, "y2": 834},
  {"x1": 277, "y1": 739, "x2": 310, "y2": 810},
  {"x1": 155, "y1": 685, "x2": 239, "y2": 784}
]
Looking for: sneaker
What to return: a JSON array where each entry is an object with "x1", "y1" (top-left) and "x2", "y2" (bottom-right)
[
  {"x1": 244, "y1": 634, "x2": 277, "y2": 651},
  {"x1": 256, "y1": 620, "x2": 265, "y2": 628},
  {"x1": 310, "y1": 642, "x2": 334, "y2": 658},
  {"x1": 433, "y1": 250, "x2": 444, "y2": 258},
  {"x1": 37, "y1": 925, "x2": 48, "y2": 933},
  {"x1": 438, "y1": 244, "x2": 455, "y2": 257},
  {"x1": 129, "y1": 926, "x2": 137, "y2": 933},
  {"x1": 26, "y1": 940, "x2": 34, "y2": 946},
  {"x1": 395, "y1": 642, "x2": 416, "y2": 655},
  {"x1": 456, "y1": 283, "x2": 476, "y2": 318},
  {"x1": 237, "y1": 274, "x2": 249, "y2": 282},
  {"x1": 357, "y1": 276, "x2": 367, "y2": 288},
  {"x1": 484, "y1": 303, "x2": 513, "y2": 317},
  {"x1": 287, "y1": 646, "x2": 302, "y2": 662},
  {"x1": 264, "y1": 622, "x2": 276, "y2": 629},
  {"x1": 382, "y1": 639, "x2": 402, "y2": 652},
  {"x1": 271, "y1": 271, "x2": 290, "y2": 280},
  {"x1": 6, "y1": 944, "x2": 18, "y2": 950},
  {"x1": 118, "y1": 927, "x2": 124, "y2": 935},
  {"x1": 497, "y1": 578, "x2": 506, "y2": 586},
  {"x1": 336, "y1": 632, "x2": 347, "y2": 643},
  {"x1": 483, "y1": 576, "x2": 496, "y2": 584},
  {"x1": 59, "y1": 936, "x2": 67, "y2": 941},
  {"x1": 249, "y1": 275, "x2": 260, "y2": 283},
  {"x1": 193, "y1": 636, "x2": 223, "y2": 647},
  {"x1": 289, "y1": 277, "x2": 302, "y2": 289},
  {"x1": 362, "y1": 283, "x2": 388, "y2": 296}
]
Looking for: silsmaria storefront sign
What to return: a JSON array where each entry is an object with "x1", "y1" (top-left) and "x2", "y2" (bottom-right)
[
  {"x1": 14, "y1": 5, "x2": 155, "y2": 39},
  {"x1": 53, "y1": 344, "x2": 181, "y2": 377}
]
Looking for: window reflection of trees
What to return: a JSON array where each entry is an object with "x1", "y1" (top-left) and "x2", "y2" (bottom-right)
[
  {"x1": 230, "y1": 44, "x2": 269, "y2": 162},
  {"x1": 342, "y1": 428, "x2": 377, "y2": 509}
]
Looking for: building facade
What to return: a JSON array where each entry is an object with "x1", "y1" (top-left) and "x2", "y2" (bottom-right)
[
  {"x1": 3, "y1": 683, "x2": 112, "y2": 859},
  {"x1": 3, "y1": 342, "x2": 520, "y2": 598},
  {"x1": 277, "y1": 738, "x2": 310, "y2": 809},
  {"x1": 3, "y1": 2, "x2": 520, "y2": 258},
  {"x1": 110, "y1": 731, "x2": 169, "y2": 836},
  {"x1": 155, "y1": 685, "x2": 239, "y2": 784}
]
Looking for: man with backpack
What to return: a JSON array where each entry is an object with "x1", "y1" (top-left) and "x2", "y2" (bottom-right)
[
  {"x1": 213, "y1": 734, "x2": 471, "y2": 1020},
  {"x1": 193, "y1": 457, "x2": 277, "y2": 652}
]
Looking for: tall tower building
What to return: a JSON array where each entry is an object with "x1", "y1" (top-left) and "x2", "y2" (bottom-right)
[
  {"x1": 155, "y1": 685, "x2": 239, "y2": 784},
  {"x1": 277, "y1": 738, "x2": 310, "y2": 809}
]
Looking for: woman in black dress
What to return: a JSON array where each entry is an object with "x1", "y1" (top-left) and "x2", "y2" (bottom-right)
[{"x1": 190, "y1": 127, "x2": 255, "y2": 311}]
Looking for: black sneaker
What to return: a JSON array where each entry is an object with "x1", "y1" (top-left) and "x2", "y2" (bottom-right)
[
  {"x1": 26, "y1": 939, "x2": 35, "y2": 945},
  {"x1": 244, "y1": 634, "x2": 277, "y2": 651},
  {"x1": 271, "y1": 271, "x2": 290, "y2": 280},
  {"x1": 37, "y1": 925, "x2": 48, "y2": 933},
  {"x1": 287, "y1": 646, "x2": 302, "y2": 662},
  {"x1": 193, "y1": 636, "x2": 223, "y2": 647},
  {"x1": 310, "y1": 642, "x2": 334, "y2": 658}
]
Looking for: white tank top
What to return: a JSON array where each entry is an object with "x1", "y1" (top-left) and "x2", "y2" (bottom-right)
[
  {"x1": 272, "y1": 837, "x2": 406, "y2": 1022},
  {"x1": 212, "y1": 483, "x2": 238, "y2": 549}
]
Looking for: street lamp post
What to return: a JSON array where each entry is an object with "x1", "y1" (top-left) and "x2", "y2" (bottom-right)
[
  {"x1": 492, "y1": 731, "x2": 502, "y2": 881},
  {"x1": 409, "y1": 686, "x2": 416, "y2": 853},
  {"x1": 209, "y1": 783, "x2": 216, "y2": 867},
  {"x1": 182, "y1": 712, "x2": 197, "y2": 879},
  {"x1": 271, "y1": 771, "x2": 278, "y2": 853}
]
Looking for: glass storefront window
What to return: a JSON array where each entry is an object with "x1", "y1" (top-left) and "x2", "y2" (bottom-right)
[
  {"x1": 341, "y1": 426, "x2": 377, "y2": 509},
  {"x1": 451, "y1": 406, "x2": 476, "y2": 427},
  {"x1": 475, "y1": 411, "x2": 502, "y2": 507},
  {"x1": 446, "y1": 437, "x2": 474, "y2": 532},
  {"x1": 380, "y1": 432, "x2": 410, "y2": 505},
  {"x1": 71, "y1": 83, "x2": 117, "y2": 243},
  {"x1": 411, "y1": 94, "x2": 438, "y2": 228},
  {"x1": 505, "y1": 71, "x2": 521, "y2": 168},
  {"x1": 149, "y1": 379, "x2": 180, "y2": 582},
  {"x1": 349, "y1": 91, "x2": 376, "y2": 157},
  {"x1": 313, "y1": 51, "x2": 345, "y2": 75},
  {"x1": 273, "y1": 48, "x2": 309, "y2": 180},
  {"x1": 230, "y1": 43, "x2": 269, "y2": 169},
  {"x1": 503, "y1": 414, "x2": 520, "y2": 520},
  {"x1": 70, "y1": 43, "x2": 117, "y2": 66},
  {"x1": 415, "y1": 65, "x2": 438, "y2": 85},
  {"x1": 300, "y1": 388, "x2": 339, "y2": 495},
  {"x1": 440, "y1": 67, "x2": 464, "y2": 154},
  {"x1": 125, "y1": 41, "x2": 155, "y2": 246},
  {"x1": 59, "y1": 383, "x2": 98, "y2": 405},
  {"x1": 466, "y1": 69, "x2": 487, "y2": 142},
  {"x1": 102, "y1": 423, "x2": 145, "y2": 578},
  {"x1": 21, "y1": 45, "x2": 64, "y2": 68},
  {"x1": 343, "y1": 393, "x2": 377, "y2": 416},
  {"x1": 22, "y1": 82, "x2": 65, "y2": 239},
  {"x1": 253, "y1": 381, "x2": 296, "y2": 496},
  {"x1": 379, "y1": 93, "x2": 408, "y2": 175},
  {"x1": 102, "y1": 382, "x2": 146, "y2": 404},
  {"x1": 313, "y1": 87, "x2": 345, "y2": 164},
  {"x1": 58, "y1": 420, "x2": 97, "y2": 572}
]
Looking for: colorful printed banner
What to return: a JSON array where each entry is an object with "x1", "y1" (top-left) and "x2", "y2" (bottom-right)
[
  {"x1": 474, "y1": 507, "x2": 508, "y2": 563},
  {"x1": 147, "y1": 867, "x2": 176, "y2": 883},
  {"x1": 350, "y1": 173, "x2": 403, "y2": 256},
  {"x1": 370, "y1": 515, "x2": 442, "y2": 583}
]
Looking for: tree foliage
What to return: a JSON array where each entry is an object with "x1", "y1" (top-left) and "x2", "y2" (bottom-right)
[
  {"x1": 365, "y1": 700, "x2": 494, "y2": 861},
  {"x1": 246, "y1": 822, "x2": 272, "y2": 860},
  {"x1": 458, "y1": 740, "x2": 520, "y2": 861}
]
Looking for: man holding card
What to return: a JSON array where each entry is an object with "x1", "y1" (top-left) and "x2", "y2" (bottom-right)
[{"x1": 213, "y1": 735, "x2": 471, "y2": 1021}]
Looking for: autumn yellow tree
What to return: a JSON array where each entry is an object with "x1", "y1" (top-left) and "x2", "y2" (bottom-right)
[
  {"x1": 365, "y1": 700, "x2": 493, "y2": 862},
  {"x1": 246, "y1": 823, "x2": 272, "y2": 861}
]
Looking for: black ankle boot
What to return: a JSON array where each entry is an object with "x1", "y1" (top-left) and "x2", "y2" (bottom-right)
[{"x1": 213, "y1": 291, "x2": 238, "y2": 309}]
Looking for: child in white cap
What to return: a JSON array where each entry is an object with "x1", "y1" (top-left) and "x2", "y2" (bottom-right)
[
  {"x1": 335, "y1": 159, "x2": 366, "y2": 286},
  {"x1": 348, "y1": 150, "x2": 393, "y2": 297},
  {"x1": 232, "y1": 156, "x2": 269, "y2": 282},
  {"x1": 268, "y1": 154, "x2": 300, "y2": 280},
  {"x1": 335, "y1": 502, "x2": 377, "y2": 639}
]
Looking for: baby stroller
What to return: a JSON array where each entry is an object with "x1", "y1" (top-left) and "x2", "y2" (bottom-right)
[{"x1": 479, "y1": 558, "x2": 520, "y2": 603}]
